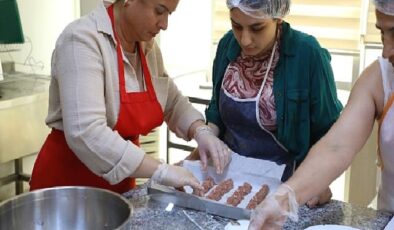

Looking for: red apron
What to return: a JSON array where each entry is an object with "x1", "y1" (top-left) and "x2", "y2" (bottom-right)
[{"x1": 29, "y1": 4, "x2": 164, "y2": 194}]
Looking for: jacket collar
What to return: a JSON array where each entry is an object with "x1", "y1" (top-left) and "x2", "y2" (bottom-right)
[
  {"x1": 279, "y1": 22, "x2": 296, "y2": 57},
  {"x1": 226, "y1": 21, "x2": 296, "y2": 62},
  {"x1": 95, "y1": 1, "x2": 114, "y2": 42}
]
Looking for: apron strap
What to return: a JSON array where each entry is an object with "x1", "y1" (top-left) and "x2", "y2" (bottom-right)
[
  {"x1": 137, "y1": 43, "x2": 157, "y2": 100},
  {"x1": 107, "y1": 5, "x2": 126, "y2": 98}
]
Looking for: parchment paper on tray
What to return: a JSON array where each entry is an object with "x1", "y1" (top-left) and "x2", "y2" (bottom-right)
[{"x1": 182, "y1": 152, "x2": 286, "y2": 210}]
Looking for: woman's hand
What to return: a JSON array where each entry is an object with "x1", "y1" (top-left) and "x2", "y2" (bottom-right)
[
  {"x1": 151, "y1": 163, "x2": 203, "y2": 190},
  {"x1": 185, "y1": 148, "x2": 201, "y2": 161},
  {"x1": 248, "y1": 184, "x2": 299, "y2": 230},
  {"x1": 193, "y1": 125, "x2": 231, "y2": 174},
  {"x1": 306, "y1": 187, "x2": 332, "y2": 208}
]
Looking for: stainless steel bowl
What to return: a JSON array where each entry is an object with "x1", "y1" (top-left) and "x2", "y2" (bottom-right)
[{"x1": 0, "y1": 186, "x2": 133, "y2": 230}]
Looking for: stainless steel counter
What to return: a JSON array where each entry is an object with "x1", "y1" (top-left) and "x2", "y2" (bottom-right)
[
  {"x1": 0, "y1": 73, "x2": 50, "y2": 163},
  {"x1": 124, "y1": 184, "x2": 393, "y2": 230},
  {"x1": 0, "y1": 73, "x2": 50, "y2": 194}
]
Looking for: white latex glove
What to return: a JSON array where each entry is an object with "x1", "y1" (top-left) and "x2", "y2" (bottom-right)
[
  {"x1": 248, "y1": 184, "x2": 299, "y2": 230},
  {"x1": 193, "y1": 125, "x2": 231, "y2": 174},
  {"x1": 151, "y1": 163, "x2": 203, "y2": 190}
]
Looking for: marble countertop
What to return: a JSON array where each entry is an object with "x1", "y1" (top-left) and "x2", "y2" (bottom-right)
[{"x1": 124, "y1": 185, "x2": 392, "y2": 230}]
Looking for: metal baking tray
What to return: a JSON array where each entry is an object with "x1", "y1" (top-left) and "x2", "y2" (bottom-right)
[{"x1": 148, "y1": 183, "x2": 251, "y2": 220}]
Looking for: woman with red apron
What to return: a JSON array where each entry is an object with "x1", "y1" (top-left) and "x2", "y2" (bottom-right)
[
  {"x1": 30, "y1": 0, "x2": 230, "y2": 194},
  {"x1": 30, "y1": 5, "x2": 165, "y2": 194}
]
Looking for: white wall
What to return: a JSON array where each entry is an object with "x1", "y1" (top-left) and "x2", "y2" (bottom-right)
[
  {"x1": 80, "y1": 0, "x2": 99, "y2": 16},
  {"x1": 0, "y1": 0, "x2": 80, "y2": 75},
  {"x1": 157, "y1": 0, "x2": 213, "y2": 161},
  {"x1": 159, "y1": 0, "x2": 213, "y2": 79}
]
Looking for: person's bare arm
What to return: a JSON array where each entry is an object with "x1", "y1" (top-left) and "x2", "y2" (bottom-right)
[{"x1": 287, "y1": 60, "x2": 383, "y2": 205}]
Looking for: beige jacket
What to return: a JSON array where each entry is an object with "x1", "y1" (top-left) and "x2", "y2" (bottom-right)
[{"x1": 46, "y1": 1, "x2": 204, "y2": 184}]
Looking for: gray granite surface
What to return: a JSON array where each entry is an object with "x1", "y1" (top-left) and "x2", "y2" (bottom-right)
[{"x1": 123, "y1": 185, "x2": 393, "y2": 230}]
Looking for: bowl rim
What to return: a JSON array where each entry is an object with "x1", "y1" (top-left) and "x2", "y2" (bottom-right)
[{"x1": 0, "y1": 186, "x2": 133, "y2": 229}]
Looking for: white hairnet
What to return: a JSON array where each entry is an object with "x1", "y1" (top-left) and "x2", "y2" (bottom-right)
[
  {"x1": 226, "y1": 0, "x2": 290, "y2": 19},
  {"x1": 374, "y1": 0, "x2": 394, "y2": 16}
]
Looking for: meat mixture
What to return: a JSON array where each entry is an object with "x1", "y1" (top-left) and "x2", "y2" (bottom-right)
[
  {"x1": 246, "y1": 184, "x2": 270, "y2": 210},
  {"x1": 206, "y1": 178, "x2": 234, "y2": 201},
  {"x1": 226, "y1": 182, "x2": 252, "y2": 207},
  {"x1": 192, "y1": 176, "x2": 216, "y2": 197}
]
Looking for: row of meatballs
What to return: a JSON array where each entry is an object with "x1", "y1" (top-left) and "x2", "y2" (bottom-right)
[{"x1": 192, "y1": 177, "x2": 270, "y2": 210}]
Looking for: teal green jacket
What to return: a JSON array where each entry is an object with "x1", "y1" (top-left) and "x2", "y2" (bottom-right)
[{"x1": 206, "y1": 22, "x2": 343, "y2": 164}]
